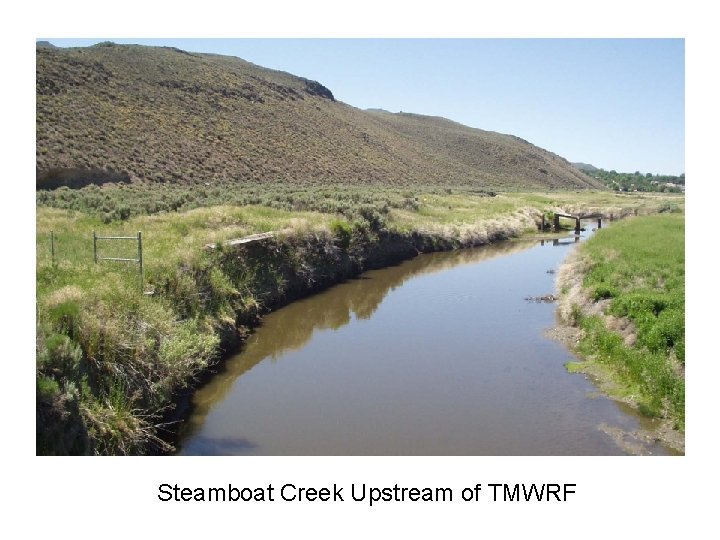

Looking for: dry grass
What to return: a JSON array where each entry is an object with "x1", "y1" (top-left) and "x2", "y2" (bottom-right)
[{"x1": 37, "y1": 43, "x2": 602, "y2": 192}]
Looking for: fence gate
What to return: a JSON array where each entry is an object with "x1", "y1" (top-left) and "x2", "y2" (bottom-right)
[{"x1": 93, "y1": 231, "x2": 144, "y2": 291}]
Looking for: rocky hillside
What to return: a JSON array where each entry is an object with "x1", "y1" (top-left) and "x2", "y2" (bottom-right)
[{"x1": 36, "y1": 43, "x2": 602, "y2": 191}]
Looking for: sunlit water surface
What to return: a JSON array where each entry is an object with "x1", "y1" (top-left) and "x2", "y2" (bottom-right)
[{"x1": 178, "y1": 228, "x2": 671, "y2": 455}]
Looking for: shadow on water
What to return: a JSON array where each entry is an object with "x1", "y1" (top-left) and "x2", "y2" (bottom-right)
[{"x1": 183, "y1": 436, "x2": 259, "y2": 456}]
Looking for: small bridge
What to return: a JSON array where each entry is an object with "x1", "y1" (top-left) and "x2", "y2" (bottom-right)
[{"x1": 541, "y1": 212, "x2": 609, "y2": 233}]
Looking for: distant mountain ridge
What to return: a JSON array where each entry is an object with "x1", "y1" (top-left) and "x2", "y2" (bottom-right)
[
  {"x1": 36, "y1": 43, "x2": 602, "y2": 191},
  {"x1": 572, "y1": 162, "x2": 600, "y2": 173}
]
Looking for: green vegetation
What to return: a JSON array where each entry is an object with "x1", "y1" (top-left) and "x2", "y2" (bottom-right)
[
  {"x1": 562, "y1": 214, "x2": 684, "y2": 429},
  {"x1": 36, "y1": 190, "x2": 684, "y2": 454},
  {"x1": 36, "y1": 205, "x2": 333, "y2": 454},
  {"x1": 36, "y1": 180, "x2": 684, "y2": 225},
  {"x1": 36, "y1": 182, "x2": 486, "y2": 224},
  {"x1": 582, "y1": 167, "x2": 685, "y2": 193}
]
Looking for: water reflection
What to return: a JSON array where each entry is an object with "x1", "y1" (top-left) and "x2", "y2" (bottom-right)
[
  {"x1": 179, "y1": 239, "x2": 535, "y2": 441},
  {"x1": 178, "y1": 224, "x2": 674, "y2": 455},
  {"x1": 538, "y1": 236, "x2": 580, "y2": 246}
]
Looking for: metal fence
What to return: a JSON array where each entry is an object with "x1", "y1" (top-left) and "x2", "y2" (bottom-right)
[{"x1": 93, "y1": 231, "x2": 144, "y2": 291}]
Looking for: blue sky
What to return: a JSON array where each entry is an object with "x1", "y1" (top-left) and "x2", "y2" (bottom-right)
[{"x1": 42, "y1": 38, "x2": 685, "y2": 175}]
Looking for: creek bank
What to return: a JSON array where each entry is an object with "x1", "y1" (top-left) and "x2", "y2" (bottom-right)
[
  {"x1": 155, "y1": 205, "x2": 676, "y2": 454},
  {"x1": 550, "y1": 217, "x2": 685, "y2": 455},
  {"x1": 37, "y1": 202, "x2": 663, "y2": 455},
  {"x1": 160, "y1": 217, "x2": 538, "y2": 452},
  {"x1": 38, "y1": 207, "x2": 547, "y2": 455}
]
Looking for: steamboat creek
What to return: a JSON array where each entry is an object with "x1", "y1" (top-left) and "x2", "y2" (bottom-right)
[{"x1": 177, "y1": 227, "x2": 673, "y2": 455}]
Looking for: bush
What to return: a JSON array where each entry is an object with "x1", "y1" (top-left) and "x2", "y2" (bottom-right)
[
  {"x1": 610, "y1": 293, "x2": 669, "y2": 318},
  {"x1": 48, "y1": 300, "x2": 81, "y2": 340},
  {"x1": 357, "y1": 206, "x2": 386, "y2": 231},
  {"x1": 330, "y1": 219, "x2": 352, "y2": 249},
  {"x1": 592, "y1": 285, "x2": 617, "y2": 300},
  {"x1": 639, "y1": 308, "x2": 684, "y2": 355},
  {"x1": 42, "y1": 332, "x2": 82, "y2": 365},
  {"x1": 158, "y1": 320, "x2": 219, "y2": 378},
  {"x1": 37, "y1": 375, "x2": 61, "y2": 402}
]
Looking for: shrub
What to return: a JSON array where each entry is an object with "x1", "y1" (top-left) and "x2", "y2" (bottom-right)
[
  {"x1": 158, "y1": 320, "x2": 219, "y2": 378},
  {"x1": 38, "y1": 333, "x2": 83, "y2": 378},
  {"x1": 48, "y1": 300, "x2": 81, "y2": 340},
  {"x1": 610, "y1": 293, "x2": 669, "y2": 318},
  {"x1": 37, "y1": 375, "x2": 61, "y2": 402},
  {"x1": 357, "y1": 206, "x2": 386, "y2": 231},
  {"x1": 639, "y1": 308, "x2": 684, "y2": 355},
  {"x1": 330, "y1": 219, "x2": 352, "y2": 249},
  {"x1": 592, "y1": 285, "x2": 617, "y2": 300}
]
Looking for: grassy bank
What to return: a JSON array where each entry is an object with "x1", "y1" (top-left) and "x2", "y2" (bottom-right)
[
  {"x1": 555, "y1": 213, "x2": 685, "y2": 437},
  {"x1": 36, "y1": 181, "x2": 682, "y2": 224},
  {"x1": 36, "y1": 189, "x2": 684, "y2": 454}
]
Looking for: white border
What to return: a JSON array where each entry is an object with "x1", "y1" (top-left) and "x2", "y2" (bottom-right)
[{"x1": 4, "y1": 2, "x2": 715, "y2": 537}]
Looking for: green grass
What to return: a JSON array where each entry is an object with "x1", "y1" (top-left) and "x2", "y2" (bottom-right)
[
  {"x1": 36, "y1": 204, "x2": 338, "y2": 454},
  {"x1": 36, "y1": 189, "x2": 685, "y2": 453},
  {"x1": 572, "y1": 214, "x2": 684, "y2": 428}
]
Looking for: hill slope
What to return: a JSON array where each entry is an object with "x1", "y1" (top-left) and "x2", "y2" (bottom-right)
[
  {"x1": 571, "y1": 162, "x2": 600, "y2": 173},
  {"x1": 36, "y1": 43, "x2": 602, "y2": 191}
]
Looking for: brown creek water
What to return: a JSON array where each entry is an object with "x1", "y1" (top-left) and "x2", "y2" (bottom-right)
[{"x1": 177, "y1": 227, "x2": 673, "y2": 455}]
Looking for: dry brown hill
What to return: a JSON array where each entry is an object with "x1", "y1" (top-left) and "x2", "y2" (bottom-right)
[{"x1": 36, "y1": 43, "x2": 602, "y2": 191}]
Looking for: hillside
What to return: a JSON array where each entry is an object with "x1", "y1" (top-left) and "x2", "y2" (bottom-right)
[
  {"x1": 572, "y1": 162, "x2": 600, "y2": 173},
  {"x1": 36, "y1": 42, "x2": 602, "y2": 191}
]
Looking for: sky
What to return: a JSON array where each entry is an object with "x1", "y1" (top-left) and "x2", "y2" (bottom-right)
[{"x1": 42, "y1": 38, "x2": 685, "y2": 175}]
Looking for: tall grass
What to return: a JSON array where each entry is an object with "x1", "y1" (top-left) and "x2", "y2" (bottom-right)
[
  {"x1": 36, "y1": 204, "x2": 336, "y2": 454},
  {"x1": 36, "y1": 189, "x2": 685, "y2": 453},
  {"x1": 571, "y1": 214, "x2": 684, "y2": 428}
]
